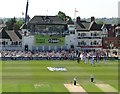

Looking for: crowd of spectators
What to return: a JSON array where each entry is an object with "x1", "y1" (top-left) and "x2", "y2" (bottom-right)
[
  {"x1": 0, "y1": 50, "x2": 118, "y2": 60},
  {"x1": 1, "y1": 50, "x2": 75, "y2": 59}
]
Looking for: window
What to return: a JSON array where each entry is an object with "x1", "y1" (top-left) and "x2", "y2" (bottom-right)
[
  {"x1": 93, "y1": 41, "x2": 97, "y2": 45},
  {"x1": 11, "y1": 42, "x2": 15, "y2": 45},
  {"x1": 70, "y1": 31, "x2": 75, "y2": 34},
  {"x1": 2, "y1": 41, "x2": 5, "y2": 45},
  {"x1": 94, "y1": 33, "x2": 97, "y2": 36},
  {"x1": 78, "y1": 42, "x2": 80, "y2": 46},
  {"x1": 78, "y1": 33, "x2": 80, "y2": 36},
  {"x1": 81, "y1": 33, "x2": 86, "y2": 37},
  {"x1": 15, "y1": 41, "x2": 18, "y2": 45},
  {"x1": 19, "y1": 42, "x2": 22, "y2": 45},
  {"x1": 80, "y1": 41, "x2": 86, "y2": 45},
  {"x1": 5, "y1": 42, "x2": 8, "y2": 45},
  {"x1": 91, "y1": 33, "x2": 93, "y2": 36},
  {"x1": 93, "y1": 41, "x2": 99, "y2": 45},
  {"x1": 91, "y1": 42, "x2": 93, "y2": 45}
]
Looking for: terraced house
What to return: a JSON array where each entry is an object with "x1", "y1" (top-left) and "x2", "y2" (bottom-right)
[
  {"x1": 67, "y1": 17, "x2": 111, "y2": 51},
  {"x1": 0, "y1": 28, "x2": 22, "y2": 50}
]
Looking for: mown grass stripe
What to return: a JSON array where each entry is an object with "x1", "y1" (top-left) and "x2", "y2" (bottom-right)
[
  {"x1": 95, "y1": 84, "x2": 118, "y2": 92},
  {"x1": 20, "y1": 84, "x2": 34, "y2": 92},
  {"x1": 80, "y1": 83, "x2": 104, "y2": 93}
]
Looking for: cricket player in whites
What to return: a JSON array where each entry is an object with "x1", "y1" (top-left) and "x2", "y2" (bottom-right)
[{"x1": 73, "y1": 77, "x2": 77, "y2": 85}]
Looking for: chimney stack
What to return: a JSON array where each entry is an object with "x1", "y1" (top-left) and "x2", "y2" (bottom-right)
[
  {"x1": 76, "y1": 17, "x2": 81, "y2": 23},
  {"x1": 91, "y1": 16, "x2": 95, "y2": 22}
]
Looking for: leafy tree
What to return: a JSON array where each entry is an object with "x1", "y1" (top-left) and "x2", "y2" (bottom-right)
[
  {"x1": 5, "y1": 17, "x2": 24, "y2": 31},
  {"x1": 5, "y1": 17, "x2": 16, "y2": 30},
  {"x1": 97, "y1": 20, "x2": 104, "y2": 24},
  {"x1": 14, "y1": 20, "x2": 24, "y2": 31},
  {"x1": 66, "y1": 16, "x2": 72, "y2": 21},
  {"x1": 57, "y1": 11, "x2": 72, "y2": 21},
  {"x1": 57, "y1": 11, "x2": 66, "y2": 21}
]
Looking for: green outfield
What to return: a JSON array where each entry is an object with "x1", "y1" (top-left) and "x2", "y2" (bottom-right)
[{"x1": 1, "y1": 60, "x2": 119, "y2": 93}]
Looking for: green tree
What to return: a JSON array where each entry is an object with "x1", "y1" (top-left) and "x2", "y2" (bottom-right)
[
  {"x1": 97, "y1": 20, "x2": 104, "y2": 24},
  {"x1": 14, "y1": 20, "x2": 24, "y2": 31},
  {"x1": 5, "y1": 17, "x2": 16, "y2": 30},
  {"x1": 5, "y1": 17, "x2": 24, "y2": 31},
  {"x1": 66, "y1": 16, "x2": 72, "y2": 21},
  {"x1": 57, "y1": 11, "x2": 72, "y2": 21}
]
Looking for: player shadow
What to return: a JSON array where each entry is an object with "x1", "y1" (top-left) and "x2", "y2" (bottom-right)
[
  {"x1": 92, "y1": 81, "x2": 96, "y2": 83},
  {"x1": 70, "y1": 81, "x2": 80, "y2": 86}
]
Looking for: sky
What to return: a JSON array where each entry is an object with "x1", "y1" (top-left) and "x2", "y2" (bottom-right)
[{"x1": 0, "y1": 0, "x2": 119, "y2": 18}]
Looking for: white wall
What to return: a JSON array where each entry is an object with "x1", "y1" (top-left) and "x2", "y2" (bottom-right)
[
  {"x1": 21, "y1": 29, "x2": 30, "y2": 36},
  {"x1": 22, "y1": 36, "x2": 34, "y2": 50},
  {"x1": 65, "y1": 34, "x2": 77, "y2": 49},
  {"x1": 65, "y1": 24, "x2": 78, "y2": 49},
  {"x1": 68, "y1": 25, "x2": 75, "y2": 31}
]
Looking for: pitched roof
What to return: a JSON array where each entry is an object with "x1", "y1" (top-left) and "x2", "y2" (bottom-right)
[
  {"x1": 76, "y1": 21, "x2": 90, "y2": 31},
  {"x1": 14, "y1": 30, "x2": 22, "y2": 39},
  {"x1": 76, "y1": 20, "x2": 104, "y2": 31},
  {"x1": 29, "y1": 16, "x2": 66, "y2": 25},
  {"x1": 6, "y1": 30, "x2": 21, "y2": 41},
  {"x1": 0, "y1": 28, "x2": 12, "y2": 40},
  {"x1": 67, "y1": 20, "x2": 74, "y2": 25},
  {"x1": 20, "y1": 23, "x2": 28, "y2": 29},
  {"x1": 102, "y1": 24, "x2": 111, "y2": 30},
  {"x1": 0, "y1": 29, "x2": 22, "y2": 42},
  {"x1": 88, "y1": 21, "x2": 103, "y2": 31}
]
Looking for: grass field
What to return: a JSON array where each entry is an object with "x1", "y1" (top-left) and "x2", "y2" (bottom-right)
[{"x1": 1, "y1": 60, "x2": 119, "y2": 93}]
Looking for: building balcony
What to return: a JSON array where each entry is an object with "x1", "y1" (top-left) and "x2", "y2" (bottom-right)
[
  {"x1": 77, "y1": 37, "x2": 102, "y2": 39},
  {"x1": 77, "y1": 45, "x2": 103, "y2": 48}
]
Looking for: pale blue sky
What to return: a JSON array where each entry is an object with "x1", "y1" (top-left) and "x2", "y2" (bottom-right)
[{"x1": 0, "y1": 0, "x2": 119, "y2": 18}]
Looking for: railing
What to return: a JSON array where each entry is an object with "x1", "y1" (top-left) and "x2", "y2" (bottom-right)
[
  {"x1": 1, "y1": 45, "x2": 22, "y2": 47},
  {"x1": 78, "y1": 37, "x2": 102, "y2": 39},
  {"x1": 1, "y1": 57, "x2": 118, "y2": 60}
]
